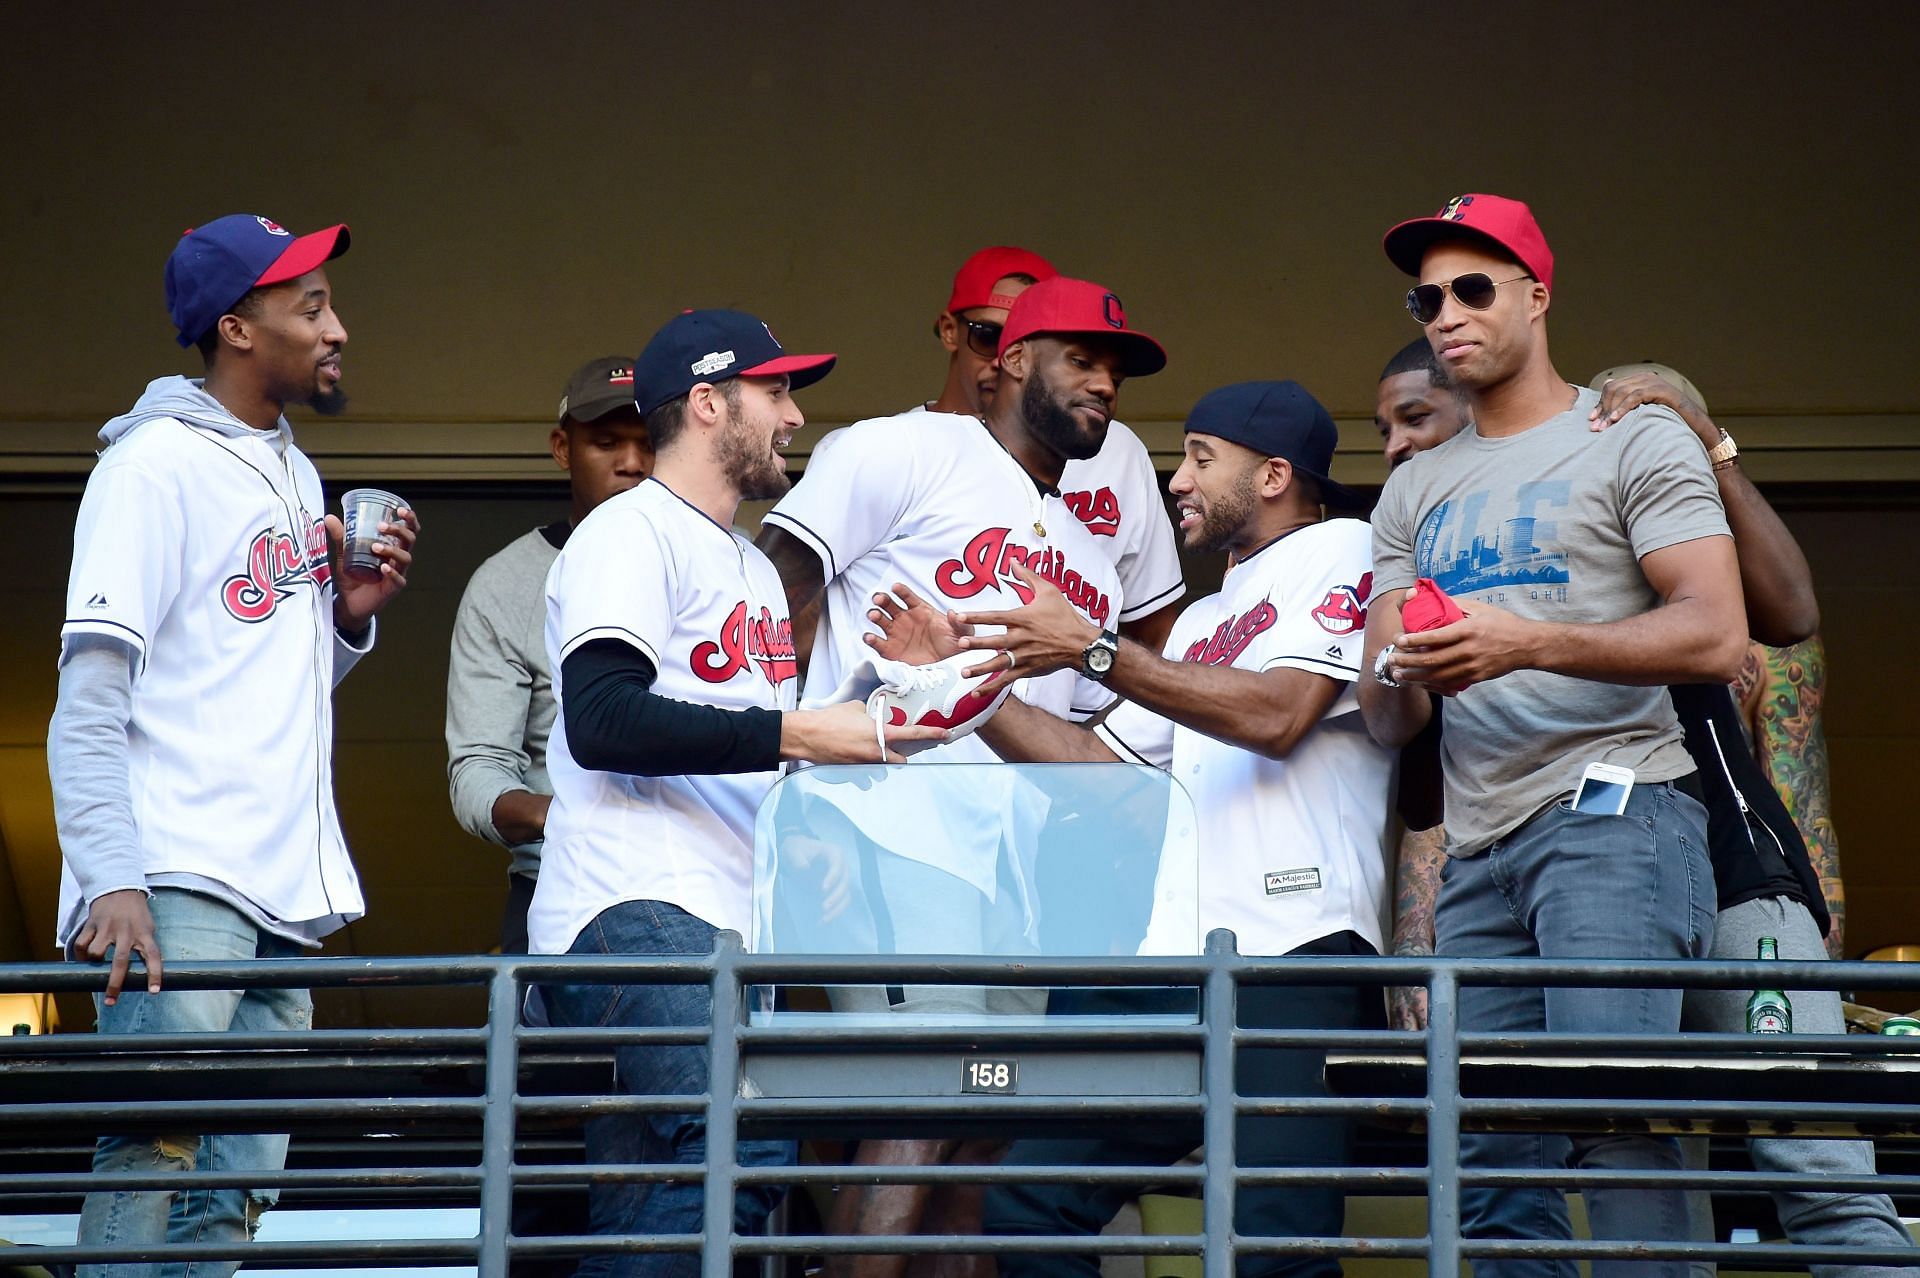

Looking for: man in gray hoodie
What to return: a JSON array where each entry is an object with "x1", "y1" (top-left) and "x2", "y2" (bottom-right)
[{"x1": 49, "y1": 213, "x2": 419, "y2": 1276}]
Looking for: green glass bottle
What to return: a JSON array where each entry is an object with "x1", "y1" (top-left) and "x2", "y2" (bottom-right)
[{"x1": 1746, "y1": 936, "x2": 1792, "y2": 1034}]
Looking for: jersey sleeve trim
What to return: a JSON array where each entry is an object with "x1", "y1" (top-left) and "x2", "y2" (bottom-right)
[
  {"x1": 1262, "y1": 653, "x2": 1360, "y2": 681},
  {"x1": 558, "y1": 625, "x2": 661, "y2": 673},
  {"x1": 60, "y1": 619, "x2": 149, "y2": 671},
  {"x1": 1094, "y1": 719, "x2": 1160, "y2": 768},
  {"x1": 1118, "y1": 578, "x2": 1185, "y2": 621},
  {"x1": 759, "y1": 509, "x2": 838, "y2": 580}
]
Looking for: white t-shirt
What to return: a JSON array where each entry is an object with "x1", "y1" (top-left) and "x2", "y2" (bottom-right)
[
  {"x1": 529, "y1": 478, "x2": 799, "y2": 953},
  {"x1": 1097, "y1": 519, "x2": 1393, "y2": 957},
  {"x1": 766, "y1": 410, "x2": 1124, "y2": 764},
  {"x1": 57, "y1": 411, "x2": 366, "y2": 943}
]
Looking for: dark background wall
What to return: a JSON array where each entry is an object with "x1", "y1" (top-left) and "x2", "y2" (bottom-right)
[{"x1": 2, "y1": 2, "x2": 1916, "y2": 1028}]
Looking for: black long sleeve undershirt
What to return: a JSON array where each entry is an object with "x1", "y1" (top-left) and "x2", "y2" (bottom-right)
[{"x1": 560, "y1": 639, "x2": 782, "y2": 776}]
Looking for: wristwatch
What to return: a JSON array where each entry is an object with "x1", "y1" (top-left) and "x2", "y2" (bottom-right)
[
  {"x1": 1372, "y1": 643, "x2": 1402, "y2": 688},
  {"x1": 1705, "y1": 429, "x2": 1739, "y2": 470},
  {"x1": 1080, "y1": 629, "x2": 1120, "y2": 681}
]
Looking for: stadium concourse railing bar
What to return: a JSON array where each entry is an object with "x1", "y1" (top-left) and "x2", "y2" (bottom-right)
[{"x1": 3, "y1": 944, "x2": 1920, "y2": 1275}]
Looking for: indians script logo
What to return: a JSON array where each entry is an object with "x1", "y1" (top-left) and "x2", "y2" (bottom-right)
[
  {"x1": 935, "y1": 528, "x2": 1112, "y2": 626},
  {"x1": 221, "y1": 521, "x2": 331, "y2": 623},
  {"x1": 1062, "y1": 486, "x2": 1122, "y2": 538},
  {"x1": 1310, "y1": 572, "x2": 1373, "y2": 635},
  {"x1": 692, "y1": 602, "x2": 797, "y2": 687},
  {"x1": 1184, "y1": 600, "x2": 1277, "y2": 666}
]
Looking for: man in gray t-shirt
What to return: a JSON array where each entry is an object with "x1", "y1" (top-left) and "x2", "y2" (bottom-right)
[
  {"x1": 1360, "y1": 194, "x2": 1747, "y2": 1278},
  {"x1": 445, "y1": 356, "x2": 652, "y2": 953}
]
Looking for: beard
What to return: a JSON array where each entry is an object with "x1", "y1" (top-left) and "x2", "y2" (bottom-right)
[
  {"x1": 1020, "y1": 372, "x2": 1106, "y2": 462},
  {"x1": 1186, "y1": 468, "x2": 1258, "y2": 554},
  {"x1": 719, "y1": 413, "x2": 791, "y2": 502},
  {"x1": 308, "y1": 385, "x2": 349, "y2": 416}
]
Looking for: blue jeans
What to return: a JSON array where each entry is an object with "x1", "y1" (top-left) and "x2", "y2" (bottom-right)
[
  {"x1": 75, "y1": 887, "x2": 313, "y2": 1278},
  {"x1": 542, "y1": 900, "x2": 794, "y2": 1278},
  {"x1": 984, "y1": 931, "x2": 1385, "y2": 1278},
  {"x1": 1436, "y1": 781, "x2": 1715, "y2": 1278}
]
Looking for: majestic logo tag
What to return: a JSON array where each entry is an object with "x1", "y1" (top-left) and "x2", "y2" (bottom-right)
[
  {"x1": 1183, "y1": 600, "x2": 1277, "y2": 667},
  {"x1": 221, "y1": 521, "x2": 331, "y2": 623},
  {"x1": 1310, "y1": 572, "x2": 1373, "y2": 635},
  {"x1": 1264, "y1": 867, "x2": 1322, "y2": 896},
  {"x1": 691, "y1": 350, "x2": 736, "y2": 377},
  {"x1": 692, "y1": 601, "x2": 797, "y2": 687},
  {"x1": 1062, "y1": 486, "x2": 1122, "y2": 538},
  {"x1": 934, "y1": 528, "x2": 1112, "y2": 626}
]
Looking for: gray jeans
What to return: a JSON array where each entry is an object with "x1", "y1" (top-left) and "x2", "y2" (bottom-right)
[{"x1": 1679, "y1": 894, "x2": 1914, "y2": 1278}]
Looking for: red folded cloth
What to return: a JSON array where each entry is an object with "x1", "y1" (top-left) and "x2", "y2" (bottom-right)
[
  {"x1": 1400, "y1": 578, "x2": 1471, "y2": 694},
  {"x1": 1401, "y1": 578, "x2": 1465, "y2": 632}
]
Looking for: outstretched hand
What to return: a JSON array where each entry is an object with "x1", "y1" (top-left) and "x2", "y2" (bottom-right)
[
  {"x1": 863, "y1": 581, "x2": 971, "y2": 666},
  {"x1": 949, "y1": 560, "x2": 1099, "y2": 686}
]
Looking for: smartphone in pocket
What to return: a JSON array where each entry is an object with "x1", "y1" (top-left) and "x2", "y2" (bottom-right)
[{"x1": 1571, "y1": 762, "x2": 1635, "y2": 815}]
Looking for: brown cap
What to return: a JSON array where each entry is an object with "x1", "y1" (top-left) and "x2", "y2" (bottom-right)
[
  {"x1": 557, "y1": 356, "x2": 637, "y2": 425},
  {"x1": 1589, "y1": 362, "x2": 1709, "y2": 415}
]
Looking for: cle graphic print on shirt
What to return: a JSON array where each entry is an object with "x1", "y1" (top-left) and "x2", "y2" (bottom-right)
[{"x1": 1414, "y1": 481, "x2": 1572, "y2": 603}]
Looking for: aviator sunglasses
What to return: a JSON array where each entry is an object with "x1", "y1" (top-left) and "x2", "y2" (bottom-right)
[
  {"x1": 1405, "y1": 272, "x2": 1533, "y2": 324},
  {"x1": 959, "y1": 317, "x2": 1003, "y2": 359}
]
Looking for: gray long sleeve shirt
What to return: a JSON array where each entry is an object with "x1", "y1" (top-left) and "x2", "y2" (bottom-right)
[{"x1": 446, "y1": 524, "x2": 566, "y2": 878}]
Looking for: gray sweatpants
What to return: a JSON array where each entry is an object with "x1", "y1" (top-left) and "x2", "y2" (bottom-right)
[{"x1": 1679, "y1": 895, "x2": 1914, "y2": 1277}]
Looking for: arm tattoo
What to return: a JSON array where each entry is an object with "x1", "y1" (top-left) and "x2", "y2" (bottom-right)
[
  {"x1": 1392, "y1": 824, "x2": 1447, "y2": 955},
  {"x1": 1749, "y1": 636, "x2": 1844, "y2": 957}
]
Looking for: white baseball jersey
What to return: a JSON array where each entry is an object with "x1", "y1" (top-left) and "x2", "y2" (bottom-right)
[
  {"x1": 56, "y1": 377, "x2": 368, "y2": 945},
  {"x1": 819, "y1": 406, "x2": 1185, "y2": 625},
  {"x1": 1097, "y1": 518, "x2": 1393, "y2": 956},
  {"x1": 765, "y1": 409, "x2": 1124, "y2": 764},
  {"x1": 529, "y1": 477, "x2": 799, "y2": 954}
]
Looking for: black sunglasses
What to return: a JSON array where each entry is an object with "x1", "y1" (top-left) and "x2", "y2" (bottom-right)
[
  {"x1": 1405, "y1": 272, "x2": 1533, "y2": 324},
  {"x1": 959, "y1": 317, "x2": 1003, "y2": 359}
]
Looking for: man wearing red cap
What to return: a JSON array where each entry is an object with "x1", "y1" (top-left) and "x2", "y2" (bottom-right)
[
  {"x1": 49, "y1": 214, "x2": 420, "y2": 1274},
  {"x1": 1358, "y1": 194, "x2": 1748, "y2": 1277},
  {"x1": 907, "y1": 247, "x2": 1186, "y2": 652},
  {"x1": 757, "y1": 276, "x2": 1162, "y2": 1276}
]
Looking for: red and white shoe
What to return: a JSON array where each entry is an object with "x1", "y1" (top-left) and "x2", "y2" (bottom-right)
[{"x1": 808, "y1": 653, "x2": 1013, "y2": 757}]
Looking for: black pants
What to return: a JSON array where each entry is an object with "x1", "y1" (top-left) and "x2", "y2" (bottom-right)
[{"x1": 982, "y1": 930, "x2": 1384, "y2": 1278}]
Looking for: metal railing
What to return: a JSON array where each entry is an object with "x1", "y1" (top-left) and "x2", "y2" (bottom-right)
[{"x1": 3, "y1": 934, "x2": 1919, "y2": 1274}]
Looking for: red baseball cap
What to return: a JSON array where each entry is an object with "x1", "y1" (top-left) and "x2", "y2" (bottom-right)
[
  {"x1": 1383, "y1": 194, "x2": 1554, "y2": 292},
  {"x1": 946, "y1": 245, "x2": 1059, "y2": 314},
  {"x1": 998, "y1": 277, "x2": 1167, "y2": 377}
]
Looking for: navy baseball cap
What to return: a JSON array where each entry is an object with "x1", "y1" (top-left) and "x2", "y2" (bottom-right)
[
  {"x1": 164, "y1": 214, "x2": 351, "y2": 348},
  {"x1": 1185, "y1": 380, "x2": 1360, "y2": 507},
  {"x1": 629, "y1": 309, "x2": 836, "y2": 415}
]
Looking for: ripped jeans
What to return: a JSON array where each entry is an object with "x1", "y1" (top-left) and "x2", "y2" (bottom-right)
[{"x1": 75, "y1": 888, "x2": 313, "y2": 1278}]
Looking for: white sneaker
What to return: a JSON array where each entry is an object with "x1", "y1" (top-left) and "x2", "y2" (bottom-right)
[{"x1": 806, "y1": 653, "x2": 1013, "y2": 757}]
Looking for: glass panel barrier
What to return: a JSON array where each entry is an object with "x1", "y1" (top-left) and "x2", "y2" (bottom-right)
[{"x1": 751, "y1": 763, "x2": 1200, "y2": 1023}]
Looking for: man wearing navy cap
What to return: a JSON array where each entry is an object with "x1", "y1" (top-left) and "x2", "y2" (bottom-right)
[
  {"x1": 869, "y1": 380, "x2": 1395, "y2": 1278},
  {"x1": 1359, "y1": 194, "x2": 1747, "y2": 1277},
  {"x1": 49, "y1": 214, "x2": 420, "y2": 1274},
  {"x1": 530, "y1": 309, "x2": 943, "y2": 1275}
]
